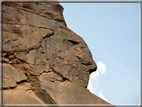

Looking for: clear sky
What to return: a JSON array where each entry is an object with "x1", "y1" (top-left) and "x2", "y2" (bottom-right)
[{"x1": 60, "y1": 2, "x2": 140, "y2": 105}]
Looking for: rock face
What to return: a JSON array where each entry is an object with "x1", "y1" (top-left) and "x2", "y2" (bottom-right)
[{"x1": 2, "y1": 1, "x2": 114, "y2": 105}]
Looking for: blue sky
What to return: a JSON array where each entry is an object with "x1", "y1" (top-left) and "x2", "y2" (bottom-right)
[{"x1": 60, "y1": 2, "x2": 140, "y2": 105}]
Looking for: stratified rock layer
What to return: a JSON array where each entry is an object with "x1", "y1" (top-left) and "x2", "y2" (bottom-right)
[{"x1": 2, "y1": 2, "x2": 114, "y2": 105}]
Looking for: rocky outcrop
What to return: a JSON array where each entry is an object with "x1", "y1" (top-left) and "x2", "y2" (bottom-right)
[{"x1": 2, "y1": 1, "x2": 114, "y2": 106}]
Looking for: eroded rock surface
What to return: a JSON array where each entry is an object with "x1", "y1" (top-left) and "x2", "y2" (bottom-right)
[{"x1": 2, "y1": 1, "x2": 114, "y2": 105}]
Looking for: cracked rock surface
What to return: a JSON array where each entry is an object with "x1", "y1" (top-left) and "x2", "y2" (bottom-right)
[{"x1": 2, "y1": 1, "x2": 114, "y2": 105}]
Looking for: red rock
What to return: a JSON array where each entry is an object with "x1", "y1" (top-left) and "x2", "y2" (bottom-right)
[{"x1": 2, "y1": 1, "x2": 115, "y2": 106}]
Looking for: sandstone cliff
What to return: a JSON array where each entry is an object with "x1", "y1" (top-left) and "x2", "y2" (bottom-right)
[{"x1": 2, "y1": 1, "x2": 114, "y2": 106}]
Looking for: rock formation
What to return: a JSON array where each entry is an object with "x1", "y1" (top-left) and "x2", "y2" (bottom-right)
[{"x1": 2, "y1": 1, "x2": 114, "y2": 106}]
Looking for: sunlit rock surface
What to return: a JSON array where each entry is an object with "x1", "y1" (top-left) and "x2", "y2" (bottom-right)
[{"x1": 2, "y1": 1, "x2": 115, "y2": 106}]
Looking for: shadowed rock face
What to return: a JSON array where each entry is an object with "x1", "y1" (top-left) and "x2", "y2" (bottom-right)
[{"x1": 2, "y1": 2, "x2": 114, "y2": 105}]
